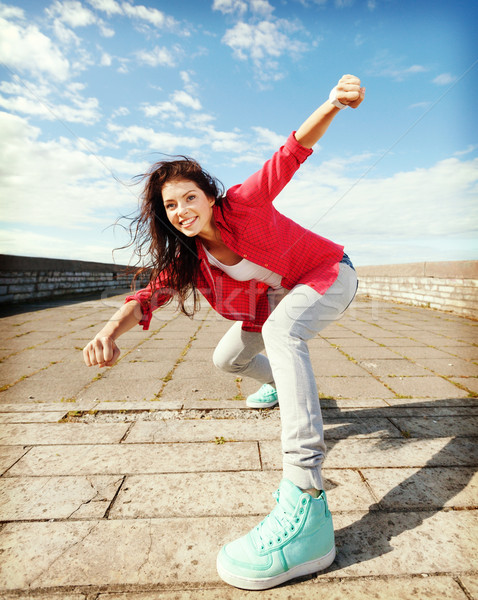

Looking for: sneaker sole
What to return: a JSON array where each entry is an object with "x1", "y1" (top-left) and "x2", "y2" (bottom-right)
[
  {"x1": 246, "y1": 399, "x2": 279, "y2": 409},
  {"x1": 217, "y1": 545, "x2": 336, "y2": 591}
]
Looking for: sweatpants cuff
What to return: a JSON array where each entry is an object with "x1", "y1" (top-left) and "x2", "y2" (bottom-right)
[{"x1": 283, "y1": 464, "x2": 324, "y2": 492}]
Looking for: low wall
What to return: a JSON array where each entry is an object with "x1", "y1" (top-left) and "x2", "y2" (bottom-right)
[
  {"x1": 1, "y1": 255, "x2": 477, "y2": 318},
  {"x1": 0, "y1": 255, "x2": 143, "y2": 305},
  {"x1": 356, "y1": 260, "x2": 478, "y2": 319}
]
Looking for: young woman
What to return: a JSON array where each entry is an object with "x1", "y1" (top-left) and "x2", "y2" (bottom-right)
[{"x1": 84, "y1": 74, "x2": 365, "y2": 590}]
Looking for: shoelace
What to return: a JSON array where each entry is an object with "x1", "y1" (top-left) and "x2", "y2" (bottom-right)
[{"x1": 251, "y1": 490, "x2": 295, "y2": 549}]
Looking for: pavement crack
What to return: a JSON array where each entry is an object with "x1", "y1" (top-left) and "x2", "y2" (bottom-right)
[
  {"x1": 137, "y1": 518, "x2": 153, "y2": 576},
  {"x1": 28, "y1": 521, "x2": 100, "y2": 588},
  {"x1": 67, "y1": 479, "x2": 101, "y2": 519}
]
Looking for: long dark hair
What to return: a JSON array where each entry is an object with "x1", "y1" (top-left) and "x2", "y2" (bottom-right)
[{"x1": 128, "y1": 157, "x2": 225, "y2": 317}]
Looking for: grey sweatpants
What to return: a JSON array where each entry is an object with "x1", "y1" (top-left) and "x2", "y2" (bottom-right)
[{"x1": 212, "y1": 263, "x2": 358, "y2": 491}]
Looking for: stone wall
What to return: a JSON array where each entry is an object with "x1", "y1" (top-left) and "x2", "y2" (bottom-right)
[
  {"x1": 356, "y1": 260, "x2": 478, "y2": 319},
  {"x1": 0, "y1": 255, "x2": 144, "y2": 305}
]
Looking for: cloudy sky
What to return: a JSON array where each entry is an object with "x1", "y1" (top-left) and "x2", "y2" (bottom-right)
[{"x1": 0, "y1": 0, "x2": 477, "y2": 267}]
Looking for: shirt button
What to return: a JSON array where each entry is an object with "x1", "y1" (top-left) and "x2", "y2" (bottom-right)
[
  {"x1": 243, "y1": 254, "x2": 247, "y2": 258},
  {"x1": 264, "y1": 264, "x2": 268, "y2": 267}
]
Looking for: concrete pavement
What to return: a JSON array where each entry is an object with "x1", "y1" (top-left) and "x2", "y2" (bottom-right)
[{"x1": 0, "y1": 292, "x2": 477, "y2": 599}]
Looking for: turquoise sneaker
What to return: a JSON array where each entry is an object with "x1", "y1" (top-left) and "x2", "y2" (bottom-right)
[
  {"x1": 216, "y1": 479, "x2": 335, "y2": 590},
  {"x1": 246, "y1": 384, "x2": 278, "y2": 409}
]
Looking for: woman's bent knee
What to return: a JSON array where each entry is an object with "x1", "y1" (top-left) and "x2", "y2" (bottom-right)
[{"x1": 212, "y1": 348, "x2": 242, "y2": 373}]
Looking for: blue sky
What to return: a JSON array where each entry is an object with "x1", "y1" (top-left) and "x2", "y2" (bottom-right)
[{"x1": 0, "y1": 0, "x2": 477, "y2": 267}]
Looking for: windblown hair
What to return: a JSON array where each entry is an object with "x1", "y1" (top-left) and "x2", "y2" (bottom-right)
[{"x1": 128, "y1": 157, "x2": 225, "y2": 317}]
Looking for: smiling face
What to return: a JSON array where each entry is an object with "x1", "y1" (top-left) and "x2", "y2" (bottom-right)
[{"x1": 162, "y1": 179, "x2": 216, "y2": 239}]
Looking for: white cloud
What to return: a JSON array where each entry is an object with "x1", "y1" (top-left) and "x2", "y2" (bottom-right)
[
  {"x1": 180, "y1": 70, "x2": 197, "y2": 95},
  {"x1": 249, "y1": 0, "x2": 275, "y2": 16},
  {"x1": 111, "y1": 106, "x2": 130, "y2": 118},
  {"x1": 100, "y1": 52, "x2": 112, "y2": 66},
  {"x1": 121, "y1": 2, "x2": 177, "y2": 29},
  {"x1": 409, "y1": 101, "x2": 431, "y2": 110},
  {"x1": 221, "y1": 19, "x2": 308, "y2": 84},
  {"x1": 0, "y1": 76, "x2": 101, "y2": 124},
  {"x1": 52, "y1": 19, "x2": 81, "y2": 45},
  {"x1": 140, "y1": 100, "x2": 185, "y2": 119},
  {"x1": 224, "y1": 20, "x2": 305, "y2": 61},
  {"x1": 0, "y1": 2, "x2": 25, "y2": 19},
  {"x1": 251, "y1": 126, "x2": 285, "y2": 149},
  {"x1": 0, "y1": 228, "x2": 131, "y2": 264},
  {"x1": 274, "y1": 153, "x2": 478, "y2": 265},
  {"x1": 0, "y1": 112, "x2": 142, "y2": 234},
  {"x1": 47, "y1": 0, "x2": 97, "y2": 27},
  {"x1": 107, "y1": 122, "x2": 205, "y2": 153},
  {"x1": 433, "y1": 73, "x2": 456, "y2": 86},
  {"x1": 99, "y1": 23, "x2": 115, "y2": 36},
  {"x1": 172, "y1": 90, "x2": 201, "y2": 110},
  {"x1": 136, "y1": 45, "x2": 179, "y2": 67},
  {"x1": 87, "y1": 0, "x2": 123, "y2": 15},
  {"x1": 0, "y1": 16, "x2": 70, "y2": 80},
  {"x1": 213, "y1": 0, "x2": 248, "y2": 16},
  {"x1": 368, "y1": 52, "x2": 428, "y2": 81},
  {"x1": 213, "y1": 0, "x2": 274, "y2": 16}
]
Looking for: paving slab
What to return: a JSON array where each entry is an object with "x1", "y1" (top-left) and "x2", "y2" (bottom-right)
[
  {"x1": 316, "y1": 376, "x2": 395, "y2": 399},
  {"x1": 364, "y1": 337, "x2": 427, "y2": 347},
  {"x1": 124, "y1": 419, "x2": 282, "y2": 443},
  {"x1": 331, "y1": 509, "x2": 477, "y2": 577},
  {"x1": 94, "y1": 401, "x2": 184, "y2": 411},
  {"x1": 94, "y1": 577, "x2": 470, "y2": 599},
  {"x1": 0, "y1": 511, "x2": 476, "y2": 591},
  {"x1": 79, "y1": 379, "x2": 165, "y2": 402},
  {"x1": 0, "y1": 401, "x2": 96, "y2": 411},
  {"x1": 314, "y1": 359, "x2": 370, "y2": 376},
  {"x1": 460, "y1": 575, "x2": 478, "y2": 600},
  {"x1": 0, "y1": 411, "x2": 67, "y2": 423},
  {"x1": 452, "y1": 376, "x2": 478, "y2": 395},
  {"x1": 6, "y1": 442, "x2": 261, "y2": 476},
  {"x1": 0, "y1": 423, "x2": 130, "y2": 445},
  {"x1": 384, "y1": 397, "x2": 478, "y2": 407},
  {"x1": 338, "y1": 346, "x2": 401, "y2": 359},
  {"x1": 0, "y1": 446, "x2": 29, "y2": 475},
  {"x1": 160, "y1": 369, "x2": 242, "y2": 403},
  {"x1": 0, "y1": 475, "x2": 123, "y2": 520},
  {"x1": 1, "y1": 294, "x2": 477, "y2": 596},
  {"x1": 356, "y1": 359, "x2": 432, "y2": 376},
  {"x1": 389, "y1": 415, "x2": 478, "y2": 438},
  {"x1": 112, "y1": 471, "x2": 282, "y2": 519},
  {"x1": 260, "y1": 437, "x2": 478, "y2": 470},
  {"x1": 361, "y1": 467, "x2": 478, "y2": 510},
  {"x1": 109, "y1": 469, "x2": 376, "y2": 519},
  {"x1": 383, "y1": 375, "x2": 470, "y2": 398},
  {"x1": 1, "y1": 594, "x2": 86, "y2": 600},
  {"x1": 413, "y1": 358, "x2": 478, "y2": 377}
]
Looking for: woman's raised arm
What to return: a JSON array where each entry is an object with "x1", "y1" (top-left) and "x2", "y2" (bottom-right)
[{"x1": 295, "y1": 74, "x2": 365, "y2": 149}]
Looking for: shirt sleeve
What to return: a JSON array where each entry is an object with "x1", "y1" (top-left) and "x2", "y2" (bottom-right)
[
  {"x1": 227, "y1": 132, "x2": 313, "y2": 207},
  {"x1": 124, "y1": 274, "x2": 173, "y2": 330}
]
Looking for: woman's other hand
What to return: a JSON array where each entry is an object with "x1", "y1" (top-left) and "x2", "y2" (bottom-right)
[{"x1": 83, "y1": 336, "x2": 121, "y2": 368}]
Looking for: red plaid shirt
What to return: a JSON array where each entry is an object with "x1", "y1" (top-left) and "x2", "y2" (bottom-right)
[{"x1": 125, "y1": 132, "x2": 344, "y2": 332}]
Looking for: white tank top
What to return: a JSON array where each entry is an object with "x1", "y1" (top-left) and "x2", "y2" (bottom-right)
[{"x1": 203, "y1": 245, "x2": 283, "y2": 290}]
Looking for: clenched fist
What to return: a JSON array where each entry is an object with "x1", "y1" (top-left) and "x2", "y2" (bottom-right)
[
  {"x1": 335, "y1": 74, "x2": 365, "y2": 108},
  {"x1": 83, "y1": 335, "x2": 120, "y2": 368}
]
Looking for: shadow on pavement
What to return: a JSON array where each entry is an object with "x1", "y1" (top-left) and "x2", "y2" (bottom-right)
[{"x1": 318, "y1": 397, "x2": 477, "y2": 574}]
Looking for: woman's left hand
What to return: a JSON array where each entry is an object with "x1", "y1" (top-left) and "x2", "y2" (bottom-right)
[{"x1": 336, "y1": 74, "x2": 365, "y2": 108}]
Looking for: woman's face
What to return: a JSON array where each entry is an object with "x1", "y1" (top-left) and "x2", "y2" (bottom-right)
[{"x1": 162, "y1": 179, "x2": 215, "y2": 238}]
